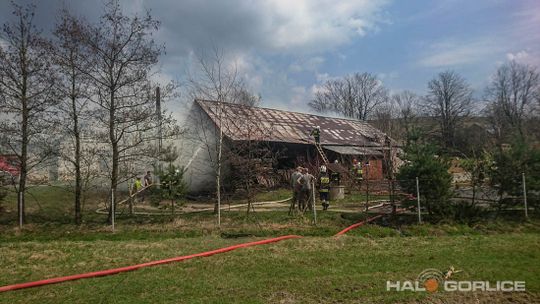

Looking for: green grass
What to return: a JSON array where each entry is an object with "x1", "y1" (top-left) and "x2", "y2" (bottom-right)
[
  {"x1": 0, "y1": 210, "x2": 369, "y2": 243},
  {"x1": 0, "y1": 233, "x2": 538, "y2": 303},
  {"x1": 1, "y1": 185, "x2": 75, "y2": 222},
  {"x1": 0, "y1": 185, "x2": 373, "y2": 241},
  {"x1": 1, "y1": 186, "x2": 539, "y2": 303},
  {"x1": 343, "y1": 192, "x2": 391, "y2": 202},
  {"x1": 0, "y1": 185, "x2": 109, "y2": 225},
  {"x1": 252, "y1": 188, "x2": 291, "y2": 202}
]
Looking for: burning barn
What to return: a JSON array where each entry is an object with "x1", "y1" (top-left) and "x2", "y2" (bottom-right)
[{"x1": 176, "y1": 99, "x2": 400, "y2": 193}]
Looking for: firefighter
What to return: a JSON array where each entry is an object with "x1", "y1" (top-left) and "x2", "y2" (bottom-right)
[
  {"x1": 330, "y1": 170, "x2": 341, "y2": 185},
  {"x1": 133, "y1": 177, "x2": 143, "y2": 202},
  {"x1": 330, "y1": 160, "x2": 341, "y2": 185},
  {"x1": 297, "y1": 167, "x2": 315, "y2": 212},
  {"x1": 134, "y1": 177, "x2": 143, "y2": 192},
  {"x1": 310, "y1": 126, "x2": 321, "y2": 144},
  {"x1": 319, "y1": 165, "x2": 330, "y2": 210},
  {"x1": 330, "y1": 172, "x2": 341, "y2": 185},
  {"x1": 289, "y1": 166, "x2": 303, "y2": 214},
  {"x1": 351, "y1": 158, "x2": 363, "y2": 183}
]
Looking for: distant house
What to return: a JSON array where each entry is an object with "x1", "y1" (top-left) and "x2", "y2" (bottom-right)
[
  {"x1": 176, "y1": 100, "x2": 400, "y2": 193},
  {"x1": 0, "y1": 154, "x2": 19, "y2": 179},
  {"x1": 0, "y1": 153, "x2": 61, "y2": 184},
  {"x1": 0, "y1": 153, "x2": 53, "y2": 183},
  {"x1": 448, "y1": 158, "x2": 471, "y2": 184}
]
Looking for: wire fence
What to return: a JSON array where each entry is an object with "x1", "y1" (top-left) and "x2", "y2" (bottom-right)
[
  {"x1": 346, "y1": 173, "x2": 534, "y2": 222},
  {"x1": 0, "y1": 172, "x2": 536, "y2": 229}
]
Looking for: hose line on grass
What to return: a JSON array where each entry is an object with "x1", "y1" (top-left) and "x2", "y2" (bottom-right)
[
  {"x1": 95, "y1": 197, "x2": 292, "y2": 216},
  {"x1": 0, "y1": 210, "x2": 399, "y2": 293}
]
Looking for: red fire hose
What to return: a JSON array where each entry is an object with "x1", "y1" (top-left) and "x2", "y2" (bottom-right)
[
  {"x1": 0, "y1": 235, "x2": 301, "y2": 293},
  {"x1": 335, "y1": 214, "x2": 384, "y2": 236},
  {"x1": 0, "y1": 212, "x2": 388, "y2": 293}
]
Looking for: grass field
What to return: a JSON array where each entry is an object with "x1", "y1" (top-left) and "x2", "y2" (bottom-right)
[{"x1": 0, "y1": 186, "x2": 539, "y2": 303}]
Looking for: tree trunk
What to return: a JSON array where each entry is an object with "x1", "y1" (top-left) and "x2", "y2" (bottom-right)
[
  {"x1": 246, "y1": 182, "x2": 252, "y2": 215},
  {"x1": 107, "y1": 91, "x2": 118, "y2": 224},
  {"x1": 72, "y1": 91, "x2": 82, "y2": 225},
  {"x1": 74, "y1": 131, "x2": 82, "y2": 224},
  {"x1": 214, "y1": 102, "x2": 223, "y2": 226},
  {"x1": 17, "y1": 164, "x2": 27, "y2": 225},
  {"x1": 18, "y1": 95, "x2": 29, "y2": 225},
  {"x1": 108, "y1": 142, "x2": 119, "y2": 224},
  {"x1": 17, "y1": 52, "x2": 29, "y2": 225},
  {"x1": 215, "y1": 158, "x2": 221, "y2": 219}
]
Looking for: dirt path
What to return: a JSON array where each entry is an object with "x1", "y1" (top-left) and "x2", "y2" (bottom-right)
[{"x1": 98, "y1": 195, "x2": 398, "y2": 216}]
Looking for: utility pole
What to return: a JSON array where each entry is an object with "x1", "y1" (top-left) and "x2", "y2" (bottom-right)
[
  {"x1": 416, "y1": 177, "x2": 422, "y2": 224},
  {"x1": 522, "y1": 173, "x2": 528, "y2": 219}
]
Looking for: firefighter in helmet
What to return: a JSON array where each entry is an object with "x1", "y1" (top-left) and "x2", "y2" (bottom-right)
[
  {"x1": 310, "y1": 126, "x2": 321, "y2": 144},
  {"x1": 351, "y1": 158, "x2": 363, "y2": 183},
  {"x1": 319, "y1": 165, "x2": 331, "y2": 210}
]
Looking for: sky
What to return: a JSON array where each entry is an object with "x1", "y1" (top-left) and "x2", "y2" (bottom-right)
[{"x1": 1, "y1": 0, "x2": 539, "y2": 114}]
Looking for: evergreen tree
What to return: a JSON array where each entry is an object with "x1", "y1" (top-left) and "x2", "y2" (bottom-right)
[
  {"x1": 157, "y1": 165, "x2": 187, "y2": 214},
  {"x1": 397, "y1": 130, "x2": 453, "y2": 216},
  {"x1": 488, "y1": 141, "x2": 540, "y2": 213}
]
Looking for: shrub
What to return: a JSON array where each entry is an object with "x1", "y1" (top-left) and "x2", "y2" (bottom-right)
[{"x1": 450, "y1": 200, "x2": 484, "y2": 223}]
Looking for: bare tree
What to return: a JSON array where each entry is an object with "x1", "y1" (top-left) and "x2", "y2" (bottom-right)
[
  {"x1": 188, "y1": 48, "x2": 258, "y2": 105},
  {"x1": 232, "y1": 84, "x2": 262, "y2": 107},
  {"x1": 424, "y1": 71, "x2": 473, "y2": 150},
  {"x1": 485, "y1": 98, "x2": 508, "y2": 146},
  {"x1": 76, "y1": 0, "x2": 174, "y2": 223},
  {"x1": 0, "y1": 3, "x2": 59, "y2": 224},
  {"x1": 485, "y1": 61, "x2": 540, "y2": 142},
  {"x1": 187, "y1": 47, "x2": 259, "y2": 225},
  {"x1": 52, "y1": 8, "x2": 92, "y2": 225},
  {"x1": 221, "y1": 105, "x2": 276, "y2": 214},
  {"x1": 537, "y1": 85, "x2": 540, "y2": 111},
  {"x1": 371, "y1": 102, "x2": 397, "y2": 138},
  {"x1": 370, "y1": 90, "x2": 421, "y2": 142},
  {"x1": 393, "y1": 90, "x2": 420, "y2": 135},
  {"x1": 309, "y1": 72, "x2": 388, "y2": 121}
]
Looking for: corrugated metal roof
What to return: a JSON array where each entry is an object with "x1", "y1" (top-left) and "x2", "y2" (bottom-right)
[
  {"x1": 322, "y1": 145, "x2": 383, "y2": 156},
  {"x1": 195, "y1": 99, "x2": 389, "y2": 147}
]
